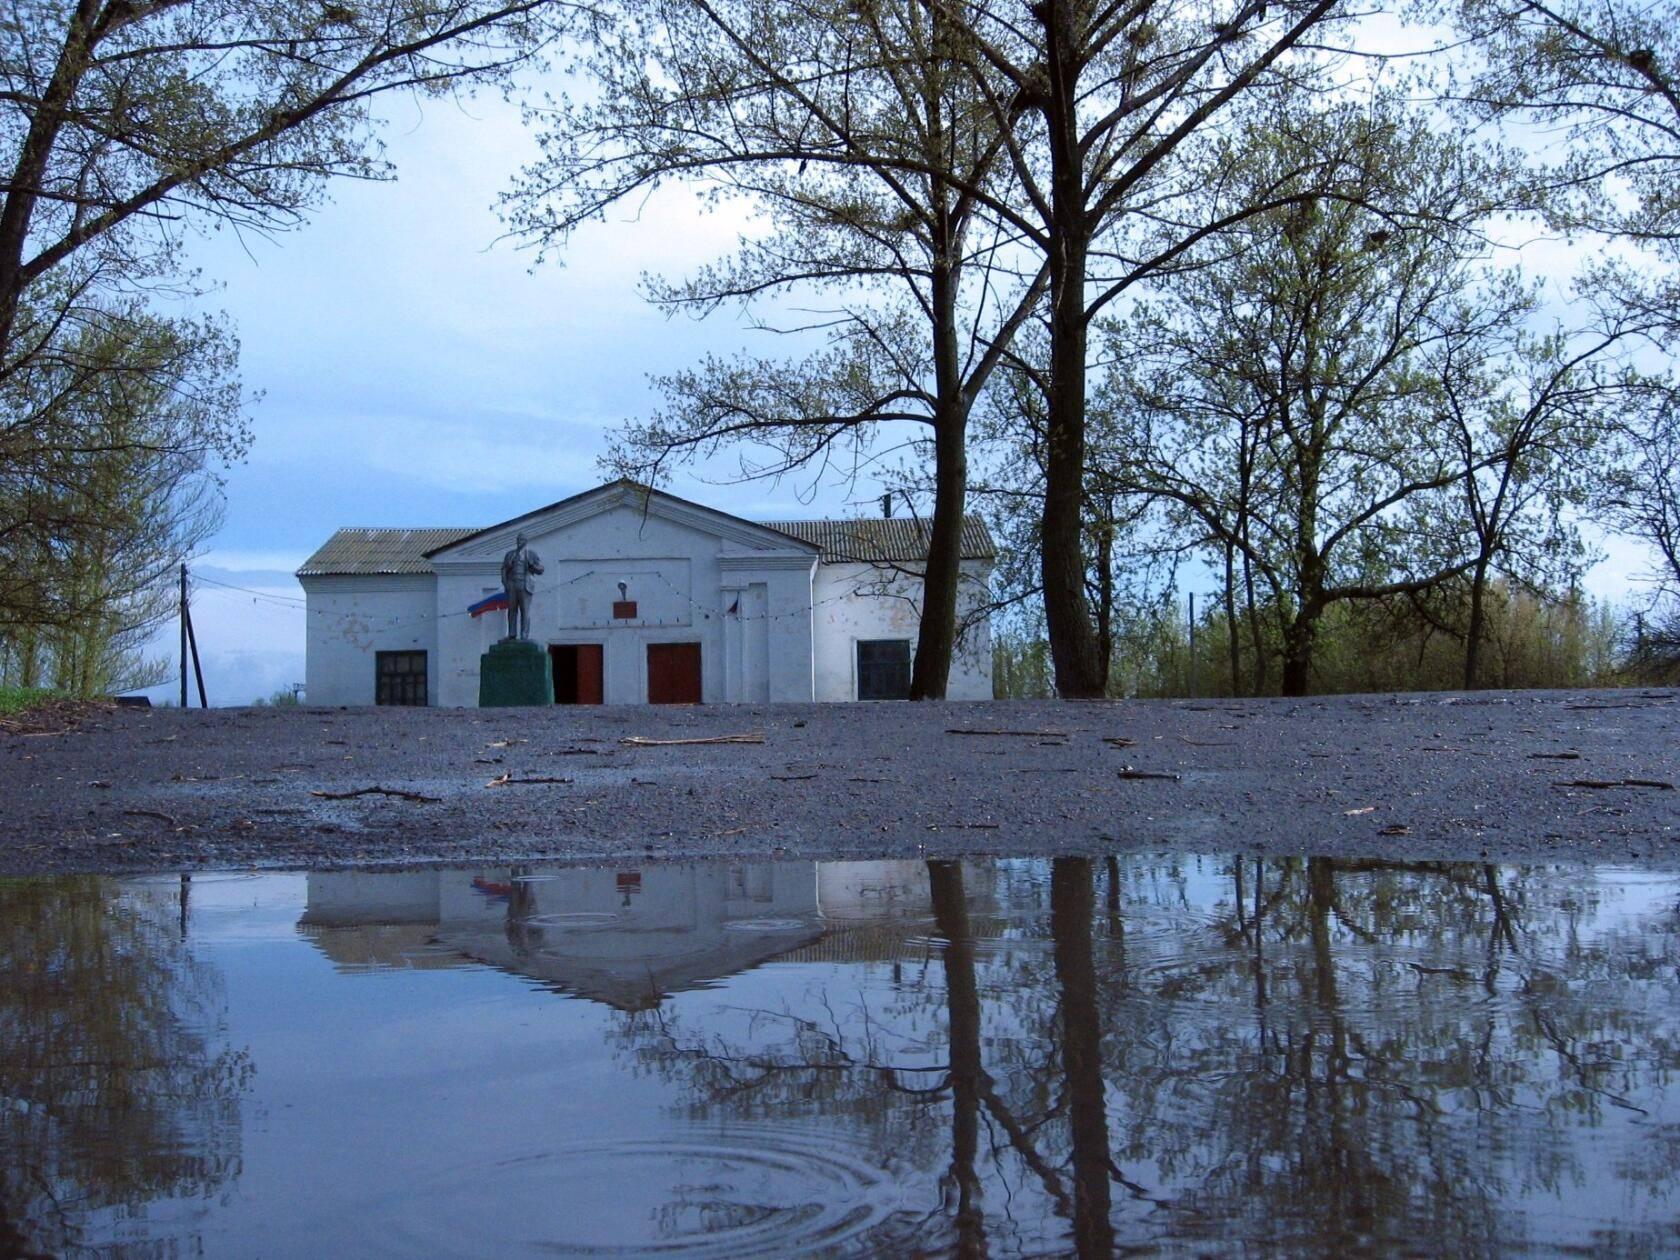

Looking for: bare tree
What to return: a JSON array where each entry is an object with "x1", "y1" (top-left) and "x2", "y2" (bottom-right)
[
  {"x1": 1098, "y1": 95, "x2": 1585, "y2": 695},
  {"x1": 0, "y1": 1, "x2": 571, "y2": 654},
  {"x1": 940, "y1": 0, "x2": 1356, "y2": 697},
  {"x1": 509, "y1": 0, "x2": 1045, "y2": 698}
]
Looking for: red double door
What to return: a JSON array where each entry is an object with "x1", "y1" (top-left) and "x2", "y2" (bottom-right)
[
  {"x1": 549, "y1": 644, "x2": 603, "y2": 705},
  {"x1": 549, "y1": 642, "x2": 703, "y2": 704},
  {"x1": 646, "y1": 642, "x2": 702, "y2": 704}
]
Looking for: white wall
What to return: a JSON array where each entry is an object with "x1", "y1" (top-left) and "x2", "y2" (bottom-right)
[
  {"x1": 431, "y1": 499, "x2": 818, "y2": 706},
  {"x1": 299, "y1": 574, "x2": 437, "y2": 706},
  {"x1": 812, "y1": 559, "x2": 992, "y2": 701},
  {"x1": 301, "y1": 490, "x2": 992, "y2": 706}
]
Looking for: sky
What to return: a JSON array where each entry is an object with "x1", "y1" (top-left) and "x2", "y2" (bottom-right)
[
  {"x1": 138, "y1": 67, "x2": 1661, "y2": 706},
  {"x1": 152, "y1": 88, "x2": 885, "y2": 705}
]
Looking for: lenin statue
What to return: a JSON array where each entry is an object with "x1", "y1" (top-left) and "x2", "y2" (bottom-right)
[{"x1": 500, "y1": 532, "x2": 544, "y2": 641}]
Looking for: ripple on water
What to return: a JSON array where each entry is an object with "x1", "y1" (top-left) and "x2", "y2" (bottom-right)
[
  {"x1": 518, "y1": 911, "x2": 623, "y2": 929},
  {"x1": 722, "y1": 917, "x2": 819, "y2": 934},
  {"x1": 387, "y1": 1128, "x2": 907, "y2": 1258}
]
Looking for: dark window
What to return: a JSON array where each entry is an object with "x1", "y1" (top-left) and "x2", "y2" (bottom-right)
[
  {"x1": 612, "y1": 600, "x2": 638, "y2": 619},
  {"x1": 857, "y1": 639, "x2": 911, "y2": 700},
  {"x1": 375, "y1": 650, "x2": 427, "y2": 706}
]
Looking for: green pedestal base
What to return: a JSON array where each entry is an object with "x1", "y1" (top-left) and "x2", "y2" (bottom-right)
[{"x1": 479, "y1": 639, "x2": 553, "y2": 707}]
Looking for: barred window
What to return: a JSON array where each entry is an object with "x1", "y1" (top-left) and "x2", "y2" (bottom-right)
[
  {"x1": 856, "y1": 639, "x2": 911, "y2": 701},
  {"x1": 375, "y1": 651, "x2": 427, "y2": 706}
]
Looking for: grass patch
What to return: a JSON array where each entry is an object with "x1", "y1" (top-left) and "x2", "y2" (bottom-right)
[{"x1": 0, "y1": 686, "x2": 61, "y2": 715}]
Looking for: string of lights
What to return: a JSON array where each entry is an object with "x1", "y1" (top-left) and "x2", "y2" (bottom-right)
[{"x1": 191, "y1": 559, "x2": 918, "y2": 635}]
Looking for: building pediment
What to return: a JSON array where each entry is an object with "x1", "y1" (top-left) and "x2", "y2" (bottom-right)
[{"x1": 424, "y1": 479, "x2": 820, "y2": 568}]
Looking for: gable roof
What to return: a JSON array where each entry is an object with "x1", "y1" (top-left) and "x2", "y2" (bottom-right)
[
  {"x1": 298, "y1": 480, "x2": 996, "y2": 577},
  {"x1": 765, "y1": 515, "x2": 996, "y2": 563},
  {"x1": 423, "y1": 479, "x2": 819, "y2": 562},
  {"x1": 298, "y1": 527, "x2": 477, "y2": 577}
]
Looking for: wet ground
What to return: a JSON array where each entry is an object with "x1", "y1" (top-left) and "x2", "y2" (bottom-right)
[
  {"x1": 2, "y1": 691, "x2": 1677, "y2": 874},
  {"x1": 4, "y1": 854, "x2": 1676, "y2": 1257}
]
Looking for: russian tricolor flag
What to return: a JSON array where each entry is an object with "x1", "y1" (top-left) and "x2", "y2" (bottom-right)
[{"x1": 469, "y1": 590, "x2": 509, "y2": 618}]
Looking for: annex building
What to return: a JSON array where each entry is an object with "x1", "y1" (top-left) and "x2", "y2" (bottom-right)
[{"x1": 297, "y1": 479, "x2": 994, "y2": 707}]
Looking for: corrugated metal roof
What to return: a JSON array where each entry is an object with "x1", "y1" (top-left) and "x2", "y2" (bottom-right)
[
  {"x1": 298, "y1": 528, "x2": 477, "y2": 577},
  {"x1": 298, "y1": 514, "x2": 994, "y2": 576},
  {"x1": 764, "y1": 515, "x2": 996, "y2": 563}
]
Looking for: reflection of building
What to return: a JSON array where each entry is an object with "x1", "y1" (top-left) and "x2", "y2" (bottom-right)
[{"x1": 300, "y1": 862, "x2": 933, "y2": 1010}]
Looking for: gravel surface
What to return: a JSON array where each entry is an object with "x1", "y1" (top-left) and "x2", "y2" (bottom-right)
[{"x1": 3, "y1": 689, "x2": 1677, "y2": 875}]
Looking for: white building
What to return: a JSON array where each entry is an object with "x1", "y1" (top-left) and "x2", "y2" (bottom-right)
[{"x1": 297, "y1": 479, "x2": 994, "y2": 707}]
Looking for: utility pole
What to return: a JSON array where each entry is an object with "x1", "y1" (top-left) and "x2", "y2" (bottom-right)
[
  {"x1": 178, "y1": 563, "x2": 207, "y2": 708},
  {"x1": 1188, "y1": 591, "x2": 1197, "y2": 699},
  {"x1": 180, "y1": 563, "x2": 188, "y2": 708}
]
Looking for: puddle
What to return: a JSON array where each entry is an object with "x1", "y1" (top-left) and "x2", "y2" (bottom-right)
[{"x1": 2, "y1": 855, "x2": 1678, "y2": 1256}]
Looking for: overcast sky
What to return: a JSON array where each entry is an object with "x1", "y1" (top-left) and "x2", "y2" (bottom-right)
[
  {"x1": 154, "y1": 89, "x2": 882, "y2": 705},
  {"x1": 142, "y1": 80, "x2": 1659, "y2": 706}
]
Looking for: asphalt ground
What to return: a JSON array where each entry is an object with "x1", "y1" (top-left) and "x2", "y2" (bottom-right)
[{"x1": 2, "y1": 689, "x2": 1677, "y2": 875}]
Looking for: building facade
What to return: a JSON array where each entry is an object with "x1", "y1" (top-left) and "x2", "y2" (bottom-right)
[{"x1": 297, "y1": 480, "x2": 994, "y2": 707}]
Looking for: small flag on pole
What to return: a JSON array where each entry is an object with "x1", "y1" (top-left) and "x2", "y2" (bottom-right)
[{"x1": 468, "y1": 590, "x2": 509, "y2": 618}]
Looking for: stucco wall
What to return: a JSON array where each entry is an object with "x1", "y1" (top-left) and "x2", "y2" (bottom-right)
[
  {"x1": 431, "y1": 501, "x2": 818, "y2": 707},
  {"x1": 300, "y1": 490, "x2": 993, "y2": 707},
  {"x1": 811, "y1": 559, "x2": 992, "y2": 701},
  {"x1": 299, "y1": 575, "x2": 437, "y2": 706}
]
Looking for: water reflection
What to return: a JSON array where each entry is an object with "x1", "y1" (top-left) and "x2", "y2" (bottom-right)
[
  {"x1": 0, "y1": 875, "x2": 250, "y2": 1256},
  {"x1": 2, "y1": 856, "x2": 1677, "y2": 1256}
]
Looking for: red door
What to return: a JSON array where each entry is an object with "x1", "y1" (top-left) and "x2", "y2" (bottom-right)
[
  {"x1": 575, "y1": 644, "x2": 603, "y2": 704},
  {"x1": 549, "y1": 644, "x2": 604, "y2": 704},
  {"x1": 647, "y1": 643, "x2": 702, "y2": 704}
]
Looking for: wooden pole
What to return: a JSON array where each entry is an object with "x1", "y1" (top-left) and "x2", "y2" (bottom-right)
[
  {"x1": 184, "y1": 600, "x2": 207, "y2": 708},
  {"x1": 1188, "y1": 591, "x2": 1196, "y2": 699},
  {"x1": 180, "y1": 563, "x2": 188, "y2": 708}
]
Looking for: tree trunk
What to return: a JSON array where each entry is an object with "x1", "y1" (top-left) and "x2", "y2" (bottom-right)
[
  {"x1": 1280, "y1": 601, "x2": 1323, "y2": 698},
  {"x1": 911, "y1": 407, "x2": 968, "y2": 700},
  {"x1": 1224, "y1": 544, "x2": 1241, "y2": 696},
  {"x1": 1038, "y1": 2, "x2": 1104, "y2": 699},
  {"x1": 1464, "y1": 554, "x2": 1491, "y2": 690},
  {"x1": 0, "y1": 1, "x2": 100, "y2": 355}
]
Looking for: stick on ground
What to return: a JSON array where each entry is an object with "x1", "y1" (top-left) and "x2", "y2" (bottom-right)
[
  {"x1": 620, "y1": 733, "x2": 764, "y2": 746},
  {"x1": 310, "y1": 786, "x2": 442, "y2": 803}
]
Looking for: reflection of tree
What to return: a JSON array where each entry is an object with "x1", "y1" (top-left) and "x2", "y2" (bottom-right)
[
  {"x1": 1131, "y1": 856, "x2": 1680, "y2": 1251},
  {"x1": 0, "y1": 877, "x2": 251, "y2": 1254},
  {"x1": 1050, "y1": 859, "x2": 1114, "y2": 1256},
  {"x1": 606, "y1": 856, "x2": 1680, "y2": 1254},
  {"x1": 928, "y1": 860, "x2": 985, "y2": 1258}
]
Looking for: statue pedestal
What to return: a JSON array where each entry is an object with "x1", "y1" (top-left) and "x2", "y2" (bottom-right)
[{"x1": 479, "y1": 639, "x2": 553, "y2": 707}]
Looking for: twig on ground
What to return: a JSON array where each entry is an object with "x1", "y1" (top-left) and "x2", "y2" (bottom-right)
[
  {"x1": 621, "y1": 733, "x2": 764, "y2": 746},
  {"x1": 310, "y1": 785, "x2": 442, "y2": 803},
  {"x1": 1527, "y1": 751, "x2": 1582, "y2": 760},
  {"x1": 486, "y1": 773, "x2": 574, "y2": 788},
  {"x1": 1117, "y1": 768, "x2": 1181, "y2": 781},
  {"x1": 1102, "y1": 736, "x2": 1138, "y2": 748},
  {"x1": 946, "y1": 727, "x2": 1069, "y2": 738},
  {"x1": 1552, "y1": 778, "x2": 1675, "y2": 791},
  {"x1": 771, "y1": 772, "x2": 818, "y2": 781}
]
